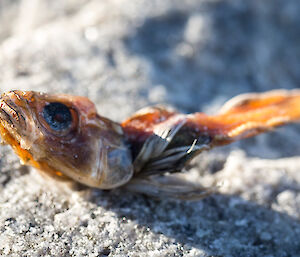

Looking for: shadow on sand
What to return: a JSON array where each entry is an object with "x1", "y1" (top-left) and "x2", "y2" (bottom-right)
[{"x1": 86, "y1": 188, "x2": 300, "y2": 257}]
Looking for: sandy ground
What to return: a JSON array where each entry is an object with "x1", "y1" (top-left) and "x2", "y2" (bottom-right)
[{"x1": 0, "y1": 0, "x2": 300, "y2": 256}]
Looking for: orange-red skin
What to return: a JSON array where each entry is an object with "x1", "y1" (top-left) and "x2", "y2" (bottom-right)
[{"x1": 122, "y1": 90, "x2": 300, "y2": 150}]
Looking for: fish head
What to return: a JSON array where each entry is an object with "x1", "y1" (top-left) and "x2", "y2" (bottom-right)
[{"x1": 0, "y1": 90, "x2": 133, "y2": 189}]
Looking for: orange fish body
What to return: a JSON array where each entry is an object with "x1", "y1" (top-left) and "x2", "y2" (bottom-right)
[{"x1": 0, "y1": 89, "x2": 300, "y2": 199}]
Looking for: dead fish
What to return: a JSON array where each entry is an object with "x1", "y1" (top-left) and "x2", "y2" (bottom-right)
[{"x1": 0, "y1": 89, "x2": 299, "y2": 199}]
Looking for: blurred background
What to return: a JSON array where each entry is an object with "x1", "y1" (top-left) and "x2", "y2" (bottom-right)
[
  {"x1": 1, "y1": 0, "x2": 300, "y2": 157},
  {"x1": 1, "y1": 0, "x2": 300, "y2": 115},
  {"x1": 1, "y1": 1, "x2": 300, "y2": 256}
]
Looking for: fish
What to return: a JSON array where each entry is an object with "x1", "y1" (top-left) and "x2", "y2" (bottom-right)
[{"x1": 0, "y1": 89, "x2": 300, "y2": 199}]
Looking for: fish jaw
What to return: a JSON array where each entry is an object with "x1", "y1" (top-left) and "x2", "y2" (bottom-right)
[{"x1": 0, "y1": 91, "x2": 41, "y2": 158}]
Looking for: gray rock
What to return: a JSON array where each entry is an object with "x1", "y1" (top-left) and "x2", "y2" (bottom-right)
[{"x1": 0, "y1": 0, "x2": 300, "y2": 256}]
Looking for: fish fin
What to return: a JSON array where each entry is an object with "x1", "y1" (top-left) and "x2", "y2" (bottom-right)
[
  {"x1": 189, "y1": 89, "x2": 300, "y2": 145},
  {"x1": 122, "y1": 106, "x2": 180, "y2": 158},
  {"x1": 132, "y1": 114, "x2": 210, "y2": 175},
  {"x1": 219, "y1": 89, "x2": 300, "y2": 115},
  {"x1": 125, "y1": 176, "x2": 217, "y2": 200}
]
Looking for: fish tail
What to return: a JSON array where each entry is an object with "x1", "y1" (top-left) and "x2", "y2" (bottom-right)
[{"x1": 187, "y1": 89, "x2": 300, "y2": 145}]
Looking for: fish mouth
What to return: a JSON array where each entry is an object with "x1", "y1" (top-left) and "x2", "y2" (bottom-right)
[
  {"x1": 0, "y1": 91, "x2": 39, "y2": 166},
  {"x1": 0, "y1": 90, "x2": 38, "y2": 152},
  {"x1": 0, "y1": 91, "x2": 27, "y2": 133}
]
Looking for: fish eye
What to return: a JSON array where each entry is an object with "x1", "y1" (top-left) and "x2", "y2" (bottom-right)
[{"x1": 43, "y1": 102, "x2": 72, "y2": 131}]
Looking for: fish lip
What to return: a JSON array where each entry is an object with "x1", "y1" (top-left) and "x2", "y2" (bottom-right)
[
  {"x1": 0, "y1": 92, "x2": 27, "y2": 132},
  {"x1": 0, "y1": 101, "x2": 14, "y2": 126}
]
